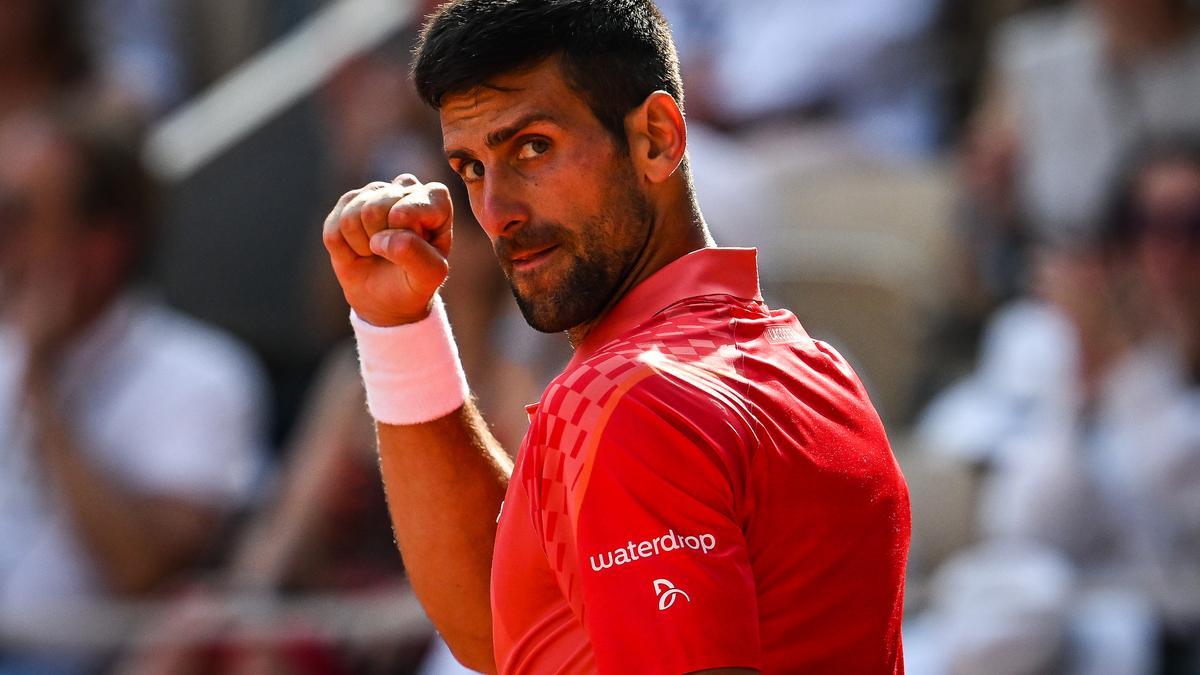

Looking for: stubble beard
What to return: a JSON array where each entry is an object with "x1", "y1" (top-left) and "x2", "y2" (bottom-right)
[{"x1": 505, "y1": 174, "x2": 653, "y2": 334}]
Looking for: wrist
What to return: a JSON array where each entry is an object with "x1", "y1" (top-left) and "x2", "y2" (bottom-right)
[
  {"x1": 352, "y1": 301, "x2": 434, "y2": 328},
  {"x1": 351, "y1": 294, "x2": 469, "y2": 425}
]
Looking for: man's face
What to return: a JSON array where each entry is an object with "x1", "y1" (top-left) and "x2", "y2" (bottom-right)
[{"x1": 439, "y1": 58, "x2": 653, "y2": 333}]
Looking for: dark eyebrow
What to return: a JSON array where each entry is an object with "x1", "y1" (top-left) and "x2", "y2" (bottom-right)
[
  {"x1": 445, "y1": 148, "x2": 475, "y2": 164},
  {"x1": 445, "y1": 112, "x2": 558, "y2": 162},
  {"x1": 485, "y1": 112, "x2": 557, "y2": 148}
]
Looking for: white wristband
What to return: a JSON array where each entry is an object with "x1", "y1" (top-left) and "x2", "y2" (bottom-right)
[{"x1": 350, "y1": 295, "x2": 469, "y2": 425}]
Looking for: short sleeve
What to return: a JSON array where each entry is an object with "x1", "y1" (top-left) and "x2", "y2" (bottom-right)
[{"x1": 562, "y1": 374, "x2": 762, "y2": 674}]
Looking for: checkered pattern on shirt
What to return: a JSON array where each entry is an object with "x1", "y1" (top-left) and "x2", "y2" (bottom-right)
[{"x1": 521, "y1": 297, "x2": 743, "y2": 618}]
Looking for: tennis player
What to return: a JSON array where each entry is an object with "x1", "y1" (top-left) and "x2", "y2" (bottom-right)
[{"x1": 321, "y1": 1, "x2": 911, "y2": 673}]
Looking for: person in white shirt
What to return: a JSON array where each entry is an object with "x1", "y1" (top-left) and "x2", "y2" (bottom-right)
[
  {"x1": 0, "y1": 111, "x2": 267, "y2": 672},
  {"x1": 910, "y1": 139, "x2": 1200, "y2": 674}
]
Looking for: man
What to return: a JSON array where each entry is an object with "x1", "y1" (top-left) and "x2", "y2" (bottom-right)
[
  {"x1": 321, "y1": 1, "x2": 910, "y2": 673},
  {"x1": 0, "y1": 111, "x2": 267, "y2": 670}
]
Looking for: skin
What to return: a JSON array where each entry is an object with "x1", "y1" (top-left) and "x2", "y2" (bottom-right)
[
  {"x1": 1132, "y1": 161, "x2": 1200, "y2": 367},
  {"x1": 0, "y1": 120, "x2": 220, "y2": 596},
  {"x1": 323, "y1": 57, "x2": 751, "y2": 674},
  {"x1": 1089, "y1": 0, "x2": 1197, "y2": 62}
]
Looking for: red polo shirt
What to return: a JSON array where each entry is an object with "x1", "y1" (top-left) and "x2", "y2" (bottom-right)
[{"x1": 491, "y1": 248, "x2": 910, "y2": 674}]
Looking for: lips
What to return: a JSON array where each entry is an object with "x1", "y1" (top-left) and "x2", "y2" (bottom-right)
[{"x1": 509, "y1": 244, "x2": 560, "y2": 272}]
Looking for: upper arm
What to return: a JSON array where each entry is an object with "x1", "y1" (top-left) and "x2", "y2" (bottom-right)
[{"x1": 542, "y1": 373, "x2": 762, "y2": 674}]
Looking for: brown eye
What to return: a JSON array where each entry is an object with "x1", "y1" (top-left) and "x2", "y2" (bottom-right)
[
  {"x1": 458, "y1": 160, "x2": 484, "y2": 183},
  {"x1": 517, "y1": 139, "x2": 549, "y2": 160}
]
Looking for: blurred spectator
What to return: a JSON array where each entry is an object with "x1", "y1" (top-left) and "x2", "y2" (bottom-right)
[
  {"x1": 0, "y1": 0, "x2": 90, "y2": 121},
  {"x1": 85, "y1": 0, "x2": 187, "y2": 117},
  {"x1": 911, "y1": 140, "x2": 1200, "y2": 674},
  {"x1": 1115, "y1": 139, "x2": 1200, "y2": 376},
  {"x1": 226, "y1": 347, "x2": 385, "y2": 596},
  {"x1": 115, "y1": 346, "x2": 459, "y2": 675},
  {"x1": 657, "y1": 0, "x2": 944, "y2": 155},
  {"x1": 960, "y1": 0, "x2": 1200, "y2": 307},
  {"x1": 0, "y1": 0, "x2": 184, "y2": 127},
  {"x1": 0, "y1": 110, "x2": 268, "y2": 672},
  {"x1": 937, "y1": 0, "x2": 1069, "y2": 140}
]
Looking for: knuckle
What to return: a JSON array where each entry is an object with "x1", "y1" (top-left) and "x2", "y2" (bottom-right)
[
  {"x1": 388, "y1": 198, "x2": 424, "y2": 221},
  {"x1": 342, "y1": 193, "x2": 367, "y2": 216},
  {"x1": 335, "y1": 188, "x2": 360, "y2": 209},
  {"x1": 321, "y1": 226, "x2": 340, "y2": 248},
  {"x1": 362, "y1": 197, "x2": 391, "y2": 223},
  {"x1": 338, "y1": 209, "x2": 363, "y2": 237},
  {"x1": 326, "y1": 189, "x2": 360, "y2": 225}
]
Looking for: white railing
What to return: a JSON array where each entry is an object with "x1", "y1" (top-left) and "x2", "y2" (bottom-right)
[{"x1": 143, "y1": 0, "x2": 418, "y2": 181}]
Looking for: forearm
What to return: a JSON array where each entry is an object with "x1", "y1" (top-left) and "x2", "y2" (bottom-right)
[
  {"x1": 322, "y1": 176, "x2": 508, "y2": 670},
  {"x1": 228, "y1": 435, "x2": 337, "y2": 589},
  {"x1": 230, "y1": 358, "x2": 363, "y2": 589},
  {"x1": 376, "y1": 399, "x2": 511, "y2": 673}
]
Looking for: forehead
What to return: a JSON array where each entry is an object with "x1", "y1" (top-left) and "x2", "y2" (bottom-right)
[{"x1": 439, "y1": 58, "x2": 599, "y2": 151}]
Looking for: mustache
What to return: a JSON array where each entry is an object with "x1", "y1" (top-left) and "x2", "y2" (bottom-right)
[{"x1": 494, "y1": 221, "x2": 569, "y2": 263}]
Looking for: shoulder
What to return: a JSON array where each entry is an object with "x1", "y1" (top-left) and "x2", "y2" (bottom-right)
[
  {"x1": 538, "y1": 312, "x2": 749, "y2": 442},
  {"x1": 530, "y1": 336, "x2": 753, "y2": 491}
]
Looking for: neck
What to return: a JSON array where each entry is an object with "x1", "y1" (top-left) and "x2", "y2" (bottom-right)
[{"x1": 566, "y1": 201, "x2": 710, "y2": 347}]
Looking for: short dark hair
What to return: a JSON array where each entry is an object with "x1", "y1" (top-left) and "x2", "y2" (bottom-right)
[
  {"x1": 32, "y1": 0, "x2": 92, "y2": 86},
  {"x1": 412, "y1": 0, "x2": 684, "y2": 145},
  {"x1": 57, "y1": 110, "x2": 158, "y2": 280}
]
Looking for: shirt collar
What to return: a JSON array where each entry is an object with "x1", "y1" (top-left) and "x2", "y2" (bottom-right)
[{"x1": 568, "y1": 247, "x2": 762, "y2": 368}]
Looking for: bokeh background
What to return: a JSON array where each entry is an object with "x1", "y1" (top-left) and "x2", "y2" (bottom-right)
[{"x1": 2, "y1": 0, "x2": 1199, "y2": 673}]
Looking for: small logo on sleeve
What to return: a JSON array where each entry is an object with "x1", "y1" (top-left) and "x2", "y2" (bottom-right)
[
  {"x1": 654, "y1": 578, "x2": 691, "y2": 610},
  {"x1": 765, "y1": 325, "x2": 803, "y2": 344}
]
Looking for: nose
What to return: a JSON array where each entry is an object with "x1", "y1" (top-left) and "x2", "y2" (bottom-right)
[{"x1": 474, "y1": 168, "x2": 529, "y2": 240}]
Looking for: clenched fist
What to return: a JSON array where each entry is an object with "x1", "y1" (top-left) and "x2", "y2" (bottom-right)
[{"x1": 322, "y1": 174, "x2": 453, "y2": 327}]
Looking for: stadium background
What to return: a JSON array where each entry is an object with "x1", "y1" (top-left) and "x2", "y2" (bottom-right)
[{"x1": 1, "y1": 0, "x2": 1198, "y2": 673}]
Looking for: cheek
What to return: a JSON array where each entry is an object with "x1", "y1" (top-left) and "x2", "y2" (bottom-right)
[
  {"x1": 554, "y1": 137, "x2": 623, "y2": 193},
  {"x1": 528, "y1": 161, "x2": 607, "y2": 223},
  {"x1": 465, "y1": 189, "x2": 485, "y2": 229}
]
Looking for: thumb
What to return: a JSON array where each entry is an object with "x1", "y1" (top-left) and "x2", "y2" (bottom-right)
[{"x1": 370, "y1": 228, "x2": 449, "y2": 293}]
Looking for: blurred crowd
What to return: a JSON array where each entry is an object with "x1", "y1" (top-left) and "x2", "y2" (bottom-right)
[{"x1": 0, "y1": 0, "x2": 1197, "y2": 674}]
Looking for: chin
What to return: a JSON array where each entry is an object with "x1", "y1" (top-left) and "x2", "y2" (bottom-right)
[
  {"x1": 509, "y1": 240, "x2": 631, "y2": 334},
  {"x1": 514, "y1": 294, "x2": 577, "y2": 333}
]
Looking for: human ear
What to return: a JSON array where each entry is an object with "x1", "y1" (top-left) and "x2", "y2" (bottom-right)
[{"x1": 625, "y1": 91, "x2": 686, "y2": 184}]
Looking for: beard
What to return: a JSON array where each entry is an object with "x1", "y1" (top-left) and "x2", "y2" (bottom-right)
[{"x1": 495, "y1": 170, "x2": 653, "y2": 334}]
